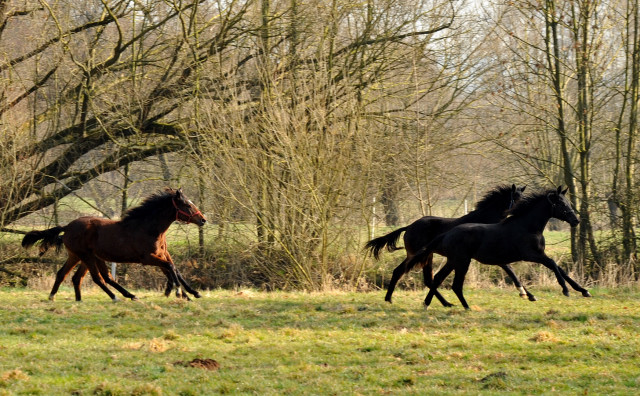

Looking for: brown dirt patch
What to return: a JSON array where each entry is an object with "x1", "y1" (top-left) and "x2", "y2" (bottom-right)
[{"x1": 174, "y1": 358, "x2": 220, "y2": 371}]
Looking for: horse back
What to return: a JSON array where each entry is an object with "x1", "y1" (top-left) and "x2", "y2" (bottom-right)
[
  {"x1": 61, "y1": 216, "x2": 114, "y2": 253},
  {"x1": 404, "y1": 216, "x2": 456, "y2": 255},
  {"x1": 438, "y1": 223, "x2": 487, "y2": 255},
  {"x1": 445, "y1": 223, "x2": 539, "y2": 265},
  {"x1": 62, "y1": 216, "x2": 162, "y2": 263}
]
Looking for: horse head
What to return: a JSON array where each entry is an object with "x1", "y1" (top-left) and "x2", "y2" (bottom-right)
[
  {"x1": 172, "y1": 188, "x2": 207, "y2": 226},
  {"x1": 547, "y1": 186, "x2": 579, "y2": 227},
  {"x1": 510, "y1": 184, "x2": 526, "y2": 209}
]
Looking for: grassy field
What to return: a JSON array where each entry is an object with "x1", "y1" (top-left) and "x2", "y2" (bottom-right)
[{"x1": 0, "y1": 286, "x2": 639, "y2": 395}]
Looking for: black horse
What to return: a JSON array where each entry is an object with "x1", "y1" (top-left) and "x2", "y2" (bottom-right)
[
  {"x1": 406, "y1": 186, "x2": 591, "y2": 310},
  {"x1": 365, "y1": 184, "x2": 535, "y2": 305}
]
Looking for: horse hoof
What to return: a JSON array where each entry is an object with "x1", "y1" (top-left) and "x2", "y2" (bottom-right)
[
  {"x1": 48, "y1": 294, "x2": 55, "y2": 301},
  {"x1": 528, "y1": 296, "x2": 538, "y2": 302},
  {"x1": 582, "y1": 291, "x2": 592, "y2": 298},
  {"x1": 194, "y1": 292, "x2": 202, "y2": 299},
  {"x1": 112, "y1": 297, "x2": 119, "y2": 302},
  {"x1": 131, "y1": 296, "x2": 138, "y2": 301},
  {"x1": 563, "y1": 290, "x2": 570, "y2": 297}
]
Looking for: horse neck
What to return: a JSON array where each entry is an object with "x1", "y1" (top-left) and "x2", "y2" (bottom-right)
[
  {"x1": 122, "y1": 207, "x2": 175, "y2": 237},
  {"x1": 149, "y1": 216, "x2": 175, "y2": 236},
  {"x1": 149, "y1": 209, "x2": 177, "y2": 236},
  {"x1": 457, "y1": 207, "x2": 505, "y2": 224},
  {"x1": 515, "y1": 199, "x2": 553, "y2": 232}
]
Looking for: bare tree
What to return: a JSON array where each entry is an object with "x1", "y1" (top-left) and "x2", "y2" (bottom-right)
[
  {"x1": 612, "y1": 0, "x2": 640, "y2": 271},
  {"x1": 481, "y1": 0, "x2": 630, "y2": 276},
  {"x1": 0, "y1": 0, "x2": 251, "y2": 227}
]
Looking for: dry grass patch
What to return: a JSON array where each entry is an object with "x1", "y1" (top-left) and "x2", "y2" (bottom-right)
[{"x1": 530, "y1": 330, "x2": 559, "y2": 343}]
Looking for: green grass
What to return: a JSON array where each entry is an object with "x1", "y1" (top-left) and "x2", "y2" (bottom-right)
[{"x1": 0, "y1": 287, "x2": 639, "y2": 395}]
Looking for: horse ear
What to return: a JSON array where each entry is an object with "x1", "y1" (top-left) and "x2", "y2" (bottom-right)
[
  {"x1": 511, "y1": 184, "x2": 517, "y2": 192},
  {"x1": 561, "y1": 187, "x2": 569, "y2": 195},
  {"x1": 520, "y1": 185, "x2": 526, "y2": 192},
  {"x1": 176, "y1": 187, "x2": 184, "y2": 198},
  {"x1": 556, "y1": 185, "x2": 563, "y2": 194}
]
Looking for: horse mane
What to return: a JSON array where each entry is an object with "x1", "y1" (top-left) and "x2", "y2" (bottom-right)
[
  {"x1": 506, "y1": 188, "x2": 555, "y2": 218},
  {"x1": 120, "y1": 189, "x2": 175, "y2": 223},
  {"x1": 474, "y1": 185, "x2": 512, "y2": 211}
]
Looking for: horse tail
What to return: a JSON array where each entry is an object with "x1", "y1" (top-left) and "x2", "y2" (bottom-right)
[
  {"x1": 21, "y1": 226, "x2": 64, "y2": 256},
  {"x1": 405, "y1": 233, "x2": 445, "y2": 273},
  {"x1": 364, "y1": 227, "x2": 407, "y2": 260}
]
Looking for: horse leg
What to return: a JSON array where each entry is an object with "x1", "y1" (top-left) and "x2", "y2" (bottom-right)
[
  {"x1": 160, "y1": 267, "x2": 175, "y2": 298},
  {"x1": 156, "y1": 238, "x2": 176, "y2": 297},
  {"x1": 49, "y1": 251, "x2": 81, "y2": 301},
  {"x1": 163, "y1": 250, "x2": 199, "y2": 299},
  {"x1": 157, "y1": 267, "x2": 190, "y2": 301},
  {"x1": 71, "y1": 264, "x2": 88, "y2": 302},
  {"x1": 500, "y1": 264, "x2": 537, "y2": 301},
  {"x1": 422, "y1": 255, "x2": 432, "y2": 286},
  {"x1": 163, "y1": 269, "x2": 175, "y2": 297},
  {"x1": 535, "y1": 255, "x2": 571, "y2": 296},
  {"x1": 384, "y1": 254, "x2": 452, "y2": 306},
  {"x1": 556, "y1": 266, "x2": 591, "y2": 297},
  {"x1": 159, "y1": 249, "x2": 179, "y2": 298},
  {"x1": 385, "y1": 258, "x2": 408, "y2": 303},
  {"x1": 156, "y1": 240, "x2": 180, "y2": 298},
  {"x1": 79, "y1": 255, "x2": 118, "y2": 301},
  {"x1": 94, "y1": 259, "x2": 138, "y2": 301},
  {"x1": 142, "y1": 254, "x2": 184, "y2": 298},
  {"x1": 423, "y1": 254, "x2": 454, "y2": 307},
  {"x1": 424, "y1": 262, "x2": 455, "y2": 309},
  {"x1": 450, "y1": 259, "x2": 471, "y2": 310},
  {"x1": 175, "y1": 270, "x2": 198, "y2": 299}
]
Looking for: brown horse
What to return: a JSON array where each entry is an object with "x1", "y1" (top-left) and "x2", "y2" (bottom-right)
[
  {"x1": 22, "y1": 188, "x2": 206, "y2": 301},
  {"x1": 70, "y1": 237, "x2": 188, "y2": 301}
]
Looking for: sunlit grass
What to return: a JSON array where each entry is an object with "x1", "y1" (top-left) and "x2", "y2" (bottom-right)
[{"x1": 0, "y1": 287, "x2": 638, "y2": 395}]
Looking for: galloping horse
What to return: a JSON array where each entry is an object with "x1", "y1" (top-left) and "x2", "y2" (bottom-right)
[
  {"x1": 22, "y1": 188, "x2": 206, "y2": 301},
  {"x1": 406, "y1": 186, "x2": 591, "y2": 310},
  {"x1": 365, "y1": 184, "x2": 535, "y2": 305}
]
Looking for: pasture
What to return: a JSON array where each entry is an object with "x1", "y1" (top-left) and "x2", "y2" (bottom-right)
[{"x1": 0, "y1": 287, "x2": 638, "y2": 395}]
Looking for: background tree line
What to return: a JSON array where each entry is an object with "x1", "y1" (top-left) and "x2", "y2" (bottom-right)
[{"x1": 1, "y1": 0, "x2": 638, "y2": 290}]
